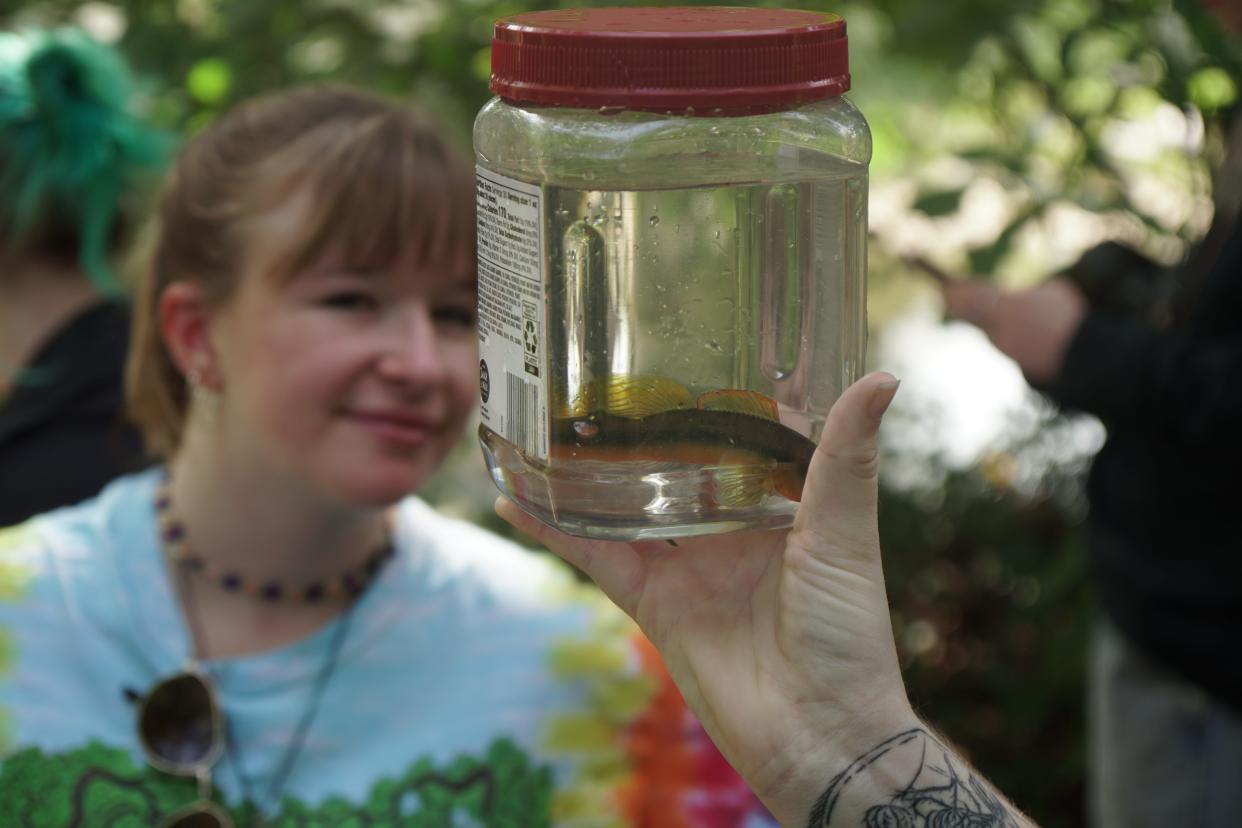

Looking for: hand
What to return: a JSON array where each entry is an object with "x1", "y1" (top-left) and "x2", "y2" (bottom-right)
[
  {"x1": 942, "y1": 277, "x2": 1088, "y2": 385},
  {"x1": 496, "y1": 373, "x2": 919, "y2": 825}
]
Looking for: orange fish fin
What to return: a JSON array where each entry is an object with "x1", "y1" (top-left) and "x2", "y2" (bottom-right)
[
  {"x1": 695, "y1": 389, "x2": 780, "y2": 421},
  {"x1": 771, "y1": 466, "x2": 804, "y2": 502}
]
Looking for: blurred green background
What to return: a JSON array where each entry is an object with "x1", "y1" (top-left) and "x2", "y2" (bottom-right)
[{"x1": 3, "y1": 0, "x2": 1236, "y2": 824}]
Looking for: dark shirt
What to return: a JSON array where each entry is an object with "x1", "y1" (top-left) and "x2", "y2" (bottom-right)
[
  {"x1": 1049, "y1": 212, "x2": 1242, "y2": 711},
  {"x1": 0, "y1": 299, "x2": 149, "y2": 527}
]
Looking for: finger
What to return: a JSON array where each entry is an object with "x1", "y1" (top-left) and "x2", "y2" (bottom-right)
[
  {"x1": 791, "y1": 372, "x2": 898, "y2": 557},
  {"x1": 494, "y1": 496, "x2": 644, "y2": 616}
]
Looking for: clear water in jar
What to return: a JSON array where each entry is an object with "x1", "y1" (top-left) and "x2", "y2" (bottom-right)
[{"x1": 481, "y1": 159, "x2": 867, "y2": 540}]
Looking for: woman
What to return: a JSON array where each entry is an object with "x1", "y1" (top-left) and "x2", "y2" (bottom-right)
[
  {"x1": 0, "y1": 28, "x2": 168, "y2": 526},
  {"x1": 0, "y1": 83, "x2": 1035, "y2": 827},
  {"x1": 0, "y1": 83, "x2": 777, "y2": 827}
]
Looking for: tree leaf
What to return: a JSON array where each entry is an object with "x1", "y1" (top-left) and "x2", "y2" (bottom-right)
[{"x1": 913, "y1": 188, "x2": 966, "y2": 218}]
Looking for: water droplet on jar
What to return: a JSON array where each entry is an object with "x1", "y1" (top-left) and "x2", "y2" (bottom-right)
[
  {"x1": 706, "y1": 340, "x2": 723, "y2": 353},
  {"x1": 649, "y1": 215, "x2": 660, "y2": 227}
]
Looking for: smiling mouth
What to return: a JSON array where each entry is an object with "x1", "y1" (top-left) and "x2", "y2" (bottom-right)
[{"x1": 346, "y1": 411, "x2": 439, "y2": 446}]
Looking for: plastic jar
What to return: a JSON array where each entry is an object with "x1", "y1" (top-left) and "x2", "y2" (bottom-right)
[{"x1": 474, "y1": 7, "x2": 870, "y2": 540}]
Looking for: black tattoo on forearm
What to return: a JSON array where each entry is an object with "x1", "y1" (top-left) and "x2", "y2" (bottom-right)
[{"x1": 806, "y1": 728, "x2": 1022, "y2": 827}]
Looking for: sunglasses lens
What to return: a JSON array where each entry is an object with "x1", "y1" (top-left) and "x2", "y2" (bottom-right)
[{"x1": 141, "y1": 673, "x2": 219, "y2": 766}]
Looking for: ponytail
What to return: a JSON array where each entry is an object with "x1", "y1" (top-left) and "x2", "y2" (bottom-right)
[{"x1": 0, "y1": 28, "x2": 171, "y2": 290}]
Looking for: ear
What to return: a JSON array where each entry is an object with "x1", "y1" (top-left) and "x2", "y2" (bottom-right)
[{"x1": 159, "y1": 281, "x2": 223, "y2": 391}]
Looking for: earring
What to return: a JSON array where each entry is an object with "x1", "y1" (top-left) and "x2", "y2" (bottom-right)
[{"x1": 186, "y1": 366, "x2": 220, "y2": 414}]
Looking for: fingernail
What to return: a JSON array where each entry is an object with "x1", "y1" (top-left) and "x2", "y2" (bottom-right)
[{"x1": 868, "y1": 379, "x2": 901, "y2": 421}]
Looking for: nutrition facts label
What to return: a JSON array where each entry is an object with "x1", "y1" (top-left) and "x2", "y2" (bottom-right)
[{"x1": 476, "y1": 168, "x2": 548, "y2": 461}]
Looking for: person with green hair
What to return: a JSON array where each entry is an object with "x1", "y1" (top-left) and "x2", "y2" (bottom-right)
[{"x1": 0, "y1": 27, "x2": 170, "y2": 526}]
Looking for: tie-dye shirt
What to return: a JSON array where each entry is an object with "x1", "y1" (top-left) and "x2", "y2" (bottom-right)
[{"x1": 0, "y1": 469, "x2": 774, "y2": 827}]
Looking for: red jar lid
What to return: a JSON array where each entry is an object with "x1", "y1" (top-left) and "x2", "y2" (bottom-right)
[{"x1": 491, "y1": 6, "x2": 849, "y2": 112}]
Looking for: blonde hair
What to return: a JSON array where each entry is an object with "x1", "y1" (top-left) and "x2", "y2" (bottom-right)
[{"x1": 125, "y1": 85, "x2": 474, "y2": 457}]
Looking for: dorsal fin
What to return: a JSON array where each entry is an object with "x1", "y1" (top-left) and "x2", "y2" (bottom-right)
[
  {"x1": 695, "y1": 389, "x2": 780, "y2": 421},
  {"x1": 598, "y1": 375, "x2": 693, "y2": 418}
]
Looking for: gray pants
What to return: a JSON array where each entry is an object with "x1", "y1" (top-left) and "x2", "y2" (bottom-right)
[{"x1": 1090, "y1": 620, "x2": 1242, "y2": 828}]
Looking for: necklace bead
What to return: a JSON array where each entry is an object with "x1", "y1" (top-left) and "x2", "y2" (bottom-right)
[{"x1": 154, "y1": 474, "x2": 394, "y2": 604}]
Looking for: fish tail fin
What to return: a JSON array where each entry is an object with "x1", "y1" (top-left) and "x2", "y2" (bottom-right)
[{"x1": 771, "y1": 466, "x2": 804, "y2": 503}]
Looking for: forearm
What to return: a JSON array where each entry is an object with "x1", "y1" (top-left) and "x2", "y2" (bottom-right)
[{"x1": 763, "y1": 713, "x2": 1038, "y2": 827}]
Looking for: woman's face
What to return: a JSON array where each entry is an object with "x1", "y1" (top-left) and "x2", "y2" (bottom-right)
[{"x1": 204, "y1": 192, "x2": 478, "y2": 508}]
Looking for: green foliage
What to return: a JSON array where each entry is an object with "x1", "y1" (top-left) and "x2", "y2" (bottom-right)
[
  {"x1": 185, "y1": 57, "x2": 231, "y2": 104},
  {"x1": 4, "y1": 0, "x2": 1231, "y2": 261},
  {"x1": 912, "y1": 187, "x2": 965, "y2": 217},
  {"x1": 880, "y1": 469, "x2": 1091, "y2": 824}
]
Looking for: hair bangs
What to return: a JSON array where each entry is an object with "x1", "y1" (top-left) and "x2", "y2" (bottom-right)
[{"x1": 257, "y1": 111, "x2": 475, "y2": 282}]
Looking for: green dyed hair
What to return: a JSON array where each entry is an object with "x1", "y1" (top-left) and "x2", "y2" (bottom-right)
[{"x1": 0, "y1": 28, "x2": 172, "y2": 291}]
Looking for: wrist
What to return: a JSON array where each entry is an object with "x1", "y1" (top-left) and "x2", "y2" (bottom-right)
[
  {"x1": 749, "y1": 697, "x2": 922, "y2": 827},
  {"x1": 763, "y1": 708, "x2": 1036, "y2": 828}
]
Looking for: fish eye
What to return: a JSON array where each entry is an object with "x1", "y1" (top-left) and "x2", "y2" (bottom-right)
[{"x1": 572, "y1": 420, "x2": 601, "y2": 441}]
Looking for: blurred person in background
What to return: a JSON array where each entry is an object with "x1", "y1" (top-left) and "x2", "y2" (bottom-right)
[
  {"x1": 0, "y1": 81, "x2": 1048, "y2": 827},
  {"x1": 941, "y1": 6, "x2": 1241, "y2": 825},
  {"x1": 0, "y1": 28, "x2": 169, "y2": 527}
]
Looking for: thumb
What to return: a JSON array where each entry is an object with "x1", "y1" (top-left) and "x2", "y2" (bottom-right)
[{"x1": 790, "y1": 372, "x2": 898, "y2": 555}]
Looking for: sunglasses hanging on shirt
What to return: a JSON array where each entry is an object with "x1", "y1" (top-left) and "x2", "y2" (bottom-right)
[{"x1": 135, "y1": 668, "x2": 235, "y2": 828}]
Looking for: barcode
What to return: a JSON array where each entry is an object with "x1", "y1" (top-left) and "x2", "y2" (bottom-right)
[{"x1": 506, "y1": 371, "x2": 539, "y2": 455}]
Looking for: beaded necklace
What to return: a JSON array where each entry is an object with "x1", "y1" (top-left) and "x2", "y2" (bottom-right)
[
  {"x1": 154, "y1": 474, "x2": 395, "y2": 604},
  {"x1": 156, "y1": 478, "x2": 367, "y2": 824}
]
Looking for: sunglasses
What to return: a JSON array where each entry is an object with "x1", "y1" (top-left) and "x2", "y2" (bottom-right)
[{"x1": 134, "y1": 668, "x2": 236, "y2": 828}]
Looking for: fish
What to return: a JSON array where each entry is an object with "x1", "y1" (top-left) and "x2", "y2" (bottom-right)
[{"x1": 550, "y1": 378, "x2": 816, "y2": 503}]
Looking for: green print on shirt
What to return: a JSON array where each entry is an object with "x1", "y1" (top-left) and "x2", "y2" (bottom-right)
[{"x1": 0, "y1": 738, "x2": 555, "y2": 827}]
